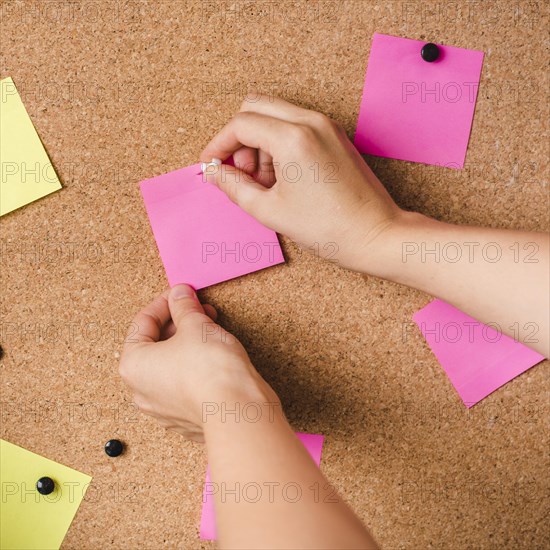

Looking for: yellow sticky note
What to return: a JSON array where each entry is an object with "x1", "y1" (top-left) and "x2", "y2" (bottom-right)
[
  {"x1": 0, "y1": 439, "x2": 92, "y2": 550},
  {"x1": 0, "y1": 77, "x2": 62, "y2": 216}
]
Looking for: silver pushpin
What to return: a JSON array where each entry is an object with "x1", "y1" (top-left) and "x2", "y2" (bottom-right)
[{"x1": 200, "y1": 158, "x2": 222, "y2": 173}]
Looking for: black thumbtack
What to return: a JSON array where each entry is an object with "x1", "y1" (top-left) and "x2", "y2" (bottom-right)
[
  {"x1": 36, "y1": 476, "x2": 55, "y2": 495},
  {"x1": 0, "y1": 345, "x2": 4, "y2": 360},
  {"x1": 421, "y1": 43, "x2": 440, "y2": 62},
  {"x1": 105, "y1": 439, "x2": 124, "y2": 457}
]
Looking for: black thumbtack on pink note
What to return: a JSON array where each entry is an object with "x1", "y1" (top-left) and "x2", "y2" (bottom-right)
[{"x1": 421, "y1": 42, "x2": 440, "y2": 62}]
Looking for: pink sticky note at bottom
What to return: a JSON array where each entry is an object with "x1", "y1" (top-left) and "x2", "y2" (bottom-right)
[
  {"x1": 140, "y1": 163, "x2": 285, "y2": 290},
  {"x1": 413, "y1": 299, "x2": 545, "y2": 407},
  {"x1": 199, "y1": 432, "x2": 324, "y2": 540}
]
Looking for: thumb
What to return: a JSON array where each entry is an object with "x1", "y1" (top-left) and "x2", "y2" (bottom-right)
[
  {"x1": 168, "y1": 285, "x2": 205, "y2": 328},
  {"x1": 204, "y1": 163, "x2": 270, "y2": 219}
]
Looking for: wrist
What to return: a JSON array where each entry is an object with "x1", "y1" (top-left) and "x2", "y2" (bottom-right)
[
  {"x1": 355, "y1": 209, "x2": 431, "y2": 280},
  {"x1": 199, "y1": 370, "x2": 284, "y2": 432}
]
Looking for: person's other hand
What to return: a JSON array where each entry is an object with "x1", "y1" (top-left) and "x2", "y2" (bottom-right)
[{"x1": 119, "y1": 284, "x2": 280, "y2": 442}]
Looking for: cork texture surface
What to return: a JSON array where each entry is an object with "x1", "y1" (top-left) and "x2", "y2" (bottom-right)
[{"x1": 1, "y1": 1, "x2": 549, "y2": 548}]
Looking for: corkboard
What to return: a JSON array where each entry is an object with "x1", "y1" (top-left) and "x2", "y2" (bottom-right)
[{"x1": 1, "y1": 1, "x2": 548, "y2": 548}]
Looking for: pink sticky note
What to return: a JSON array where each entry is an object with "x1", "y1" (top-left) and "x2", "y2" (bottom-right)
[
  {"x1": 199, "y1": 432, "x2": 324, "y2": 540},
  {"x1": 140, "y1": 163, "x2": 284, "y2": 289},
  {"x1": 355, "y1": 33, "x2": 484, "y2": 168},
  {"x1": 413, "y1": 300, "x2": 545, "y2": 407}
]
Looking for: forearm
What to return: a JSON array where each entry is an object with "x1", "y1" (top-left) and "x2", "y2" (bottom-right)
[
  {"x1": 366, "y1": 211, "x2": 549, "y2": 356},
  {"x1": 203, "y1": 389, "x2": 378, "y2": 550}
]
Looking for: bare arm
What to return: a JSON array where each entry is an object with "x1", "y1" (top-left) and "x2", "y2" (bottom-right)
[
  {"x1": 205, "y1": 390, "x2": 378, "y2": 549},
  {"x1": 369, "y1": 214, "x2": 549, "y2": 355},
  {"x1": 120, "y1": 285, "x2": 378, "y2": 549},
  {"x1": 200, "y1": 95, "x2": 549, "y2": 356}
]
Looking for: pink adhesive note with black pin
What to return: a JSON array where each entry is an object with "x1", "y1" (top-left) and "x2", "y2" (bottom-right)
[
  {"x1": 199, "y1": 432, "x2": 324, "y2": 540},
  {"x1": 140, "y1": 163, "x2": 284, "y2": 289},
  {"x1": 355, "y1": 33, "x2": 484, "y2": 168},
  {"x1": 413, "y1": 300, "x2": 545, "y2": 407}
]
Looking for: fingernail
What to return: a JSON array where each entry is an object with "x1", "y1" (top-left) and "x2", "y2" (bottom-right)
[{"x1": 171, "y1": 284, "x2": 194, "y2": 299}]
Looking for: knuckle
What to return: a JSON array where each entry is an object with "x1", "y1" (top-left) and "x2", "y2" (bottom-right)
[
  {"x1": 309, "y1": 111, "x2": 331, "y2": 128},
  {"x1": 288, "y1": 124, "x2": 316, "y2": 150},
  {"x1": 234, "y1": 111, "x2": 253, "y2": 125},
  {"x1": 179, "y1": 310, "x2": 208, "y2": 329},
  {"x1": 310, "y1": 112, "x2": 341, "y2": 134}
]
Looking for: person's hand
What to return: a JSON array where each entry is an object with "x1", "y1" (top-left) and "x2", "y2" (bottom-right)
[
  {"x1": 200, "y1": 95, "x2": 404, "y2": 272},
  {"x1": 119, "y1": 284, "x2": 280, "y2": 442}
]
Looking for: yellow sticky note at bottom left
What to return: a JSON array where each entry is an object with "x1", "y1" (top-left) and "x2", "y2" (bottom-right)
[{"x1": 0, "y1": 439, "x2": 92, "y2": 550}]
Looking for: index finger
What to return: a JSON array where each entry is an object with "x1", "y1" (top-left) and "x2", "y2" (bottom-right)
[
  {"x1": 123, "y1": 290, "x2": 171, "y2": 352},
  {"x1": 200, "y1": 111, "x2": 292, "y2": 163},
  {"x1": 239, "y1": 94, "x2": 310, "y2": 122}
]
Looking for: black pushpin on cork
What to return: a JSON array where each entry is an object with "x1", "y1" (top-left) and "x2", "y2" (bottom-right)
[
  {"x1": 36, "y1": 476, "x2": 55, "y2": 495},
  {"x1": 105, "y1": 439, "x2": 124, "y2": 457},
  {"x1": 421, "y1": 43, "x2": 440, "y2": 62}
]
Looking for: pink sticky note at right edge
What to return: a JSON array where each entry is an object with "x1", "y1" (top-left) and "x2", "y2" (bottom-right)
[
  {"x1": 413, "y1": 300, "x2": 545, "y2": 407},
  {"x1": 199, "y1": 432, "x2": 324, "y2": 540},
  {"x1": 354, "y1": 33, "x2": 484, "y2": 168},
  {"x1": 140, "y1": 163, "x2": 285, "y2": 290}
]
